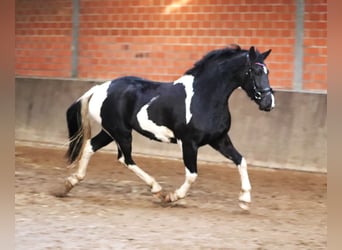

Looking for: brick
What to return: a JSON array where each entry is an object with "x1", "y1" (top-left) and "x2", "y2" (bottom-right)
[{"x1": 15, "y1": 0, "x2": 327, "y2": 91}]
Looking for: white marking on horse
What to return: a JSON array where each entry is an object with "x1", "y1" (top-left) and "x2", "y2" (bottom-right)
[
  {"x1": 238, "y1": 157, "x2": 251, "y2": 208},
  {"x1": 255, "y1": 62, "x2": 268, "y2": 74},
  {"x1": 127, "y1": 164, "x2": 162, "y2": 193},
  {"x1": 238, "y1": 157, "x2": 251, "y2": 191},
  {"x1": 83, "y1": 81, "x2": 111, "y2": 124},
  {"x1": 177, "y1": 139, "x2": 183, "y2": 150},
  {"x1": 175, "y1": 168, "x2": 197, "y2": 199},
  {"x1": 136, "y1": 96, "x2": 175, "y2": 143},
  {"x1": 173, "y1": 75, "x2": 195, "y2": 124},
  {"x1": 271, "y1": 93, "x2": 275, "y2": 108},
  {"x1": 118, "y1": 156, "x2": 125, "y2": 165},
  {"x1": 117, "y1": 148, "x2": 162, "y2": 193},
  {"x1": 166, "y1": 167, "x2": 197, "y2": 202},
  {"x1": 67, "y1": 140, "x2": 94, "y2": 186}
]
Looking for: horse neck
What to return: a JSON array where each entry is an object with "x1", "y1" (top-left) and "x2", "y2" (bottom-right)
[
  {"x1": 192, "y1": 60, "x2": 245, "y2": 106},
  {"x1": 189, "y1": 75, "x2": 238, "y2": 111}
]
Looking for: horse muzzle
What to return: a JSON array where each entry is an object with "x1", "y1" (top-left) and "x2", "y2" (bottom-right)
[{"x1": 258, "y1": 92, "x2": 275, "y2": 112}]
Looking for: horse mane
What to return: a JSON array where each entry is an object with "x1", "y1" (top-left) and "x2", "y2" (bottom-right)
[{"x1": 185, "y1": 44, "x2": 245, "y2": 75}]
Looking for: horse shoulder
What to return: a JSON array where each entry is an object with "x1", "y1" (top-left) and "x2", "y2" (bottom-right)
[{"x1": 179, "y1": 105, "x2": 231, "y2": 144}]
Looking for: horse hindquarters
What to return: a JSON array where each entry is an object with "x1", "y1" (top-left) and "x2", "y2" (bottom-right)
[
  {"x1": 56, "y1": 94, "x2": 113, "y2": 196},
  {"x1": 52, "y1": 96, "x2": 93, "y2": 197}
]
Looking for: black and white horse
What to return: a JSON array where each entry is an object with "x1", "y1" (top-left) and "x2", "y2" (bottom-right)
[{"x1": 58, "y1": 45, "x2": 275, "y2": 210}]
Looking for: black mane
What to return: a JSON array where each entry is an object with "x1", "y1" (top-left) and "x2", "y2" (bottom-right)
[{"x1": 185, "y1": 44, "x2": 246, "y2": 75}]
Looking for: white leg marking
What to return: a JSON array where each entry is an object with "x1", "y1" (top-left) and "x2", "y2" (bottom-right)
[
  {"x1": 67, "y1": 140, "x2": 94, "y2": 186},
  {"x1": 118, "y1": 156, "x2": 125, "y2": 165},
  {"x1": 170, "y1": 168, "x2": 197, "y2": 201},
  {"x1": 238, "y1": 157, "x2": 252, "y2": 207},
  {"x1": 136, "y1": 96, "x2": 175, "y2": 142},
  {"x1": 127, "y1": 164, "x2": 162, "y2": 193},
  {"x1": 173, "y1": 75, "x2": 195, "y2": 124},
  {"x1": 271, "y1": 93, "x2": 275, "y2": 108},
  {"x1": 177, "y1": 139, "x2": 183, "y2": 150},
  {"x1": 238, "y1": 158, "x2": 251, "y2": 191}
]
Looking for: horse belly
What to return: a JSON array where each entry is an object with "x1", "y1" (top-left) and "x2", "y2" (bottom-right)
[{"x1": 136, "y1": 101, "x2": 176, "y2": 143}]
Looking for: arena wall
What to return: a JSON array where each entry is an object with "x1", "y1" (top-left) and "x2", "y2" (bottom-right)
[{"x1": 15, "y1": 77, "x2": 327, "y2": 172}]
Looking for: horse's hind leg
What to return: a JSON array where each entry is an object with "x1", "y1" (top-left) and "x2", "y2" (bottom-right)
[
  {"x1": 113, "y1": 131, "x2": 162, "y2": 194},
  {"x1": 55, "y1": 130, "x2": 113, "y2": 197},
  {"x1": 164, "y1": 140, "x2": 198, "y2": 202}
]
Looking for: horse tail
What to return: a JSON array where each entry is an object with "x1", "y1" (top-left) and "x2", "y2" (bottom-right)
[{"x1": 65, "y1": 91, "x2": 93, "y2": 164}]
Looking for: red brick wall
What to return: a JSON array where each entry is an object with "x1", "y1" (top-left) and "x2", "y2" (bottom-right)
[
  {"x1": 15, "y1": 0, "x2": 73, "y2": 77},
  {"x1": 303, "y1": 0, "x2": 327, "y2": 90},
  {"x1": 15, "y1": 0, "x2": 327, "y2": 91}
]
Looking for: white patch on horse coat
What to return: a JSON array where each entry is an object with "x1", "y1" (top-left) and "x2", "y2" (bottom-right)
[
  {"x1": 137, "y1": 96, "x2": 175, "y2": 142},
  {"x1": 82, "y1": 81, "x2": 111, "y2": 124},
  {"x1": 173, "y1": 75, "x2": 195, "y2": 124}
]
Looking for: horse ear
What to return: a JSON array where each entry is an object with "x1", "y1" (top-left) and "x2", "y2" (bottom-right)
[
  {"x1": 248, "y1": 46, "x2": 257, "y2": 61},
  {"x1": 261, "y1": 49, "x2": 272, "y2": 60}
]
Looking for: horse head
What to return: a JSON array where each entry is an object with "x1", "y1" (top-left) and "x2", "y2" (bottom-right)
[{"x1": 241, "y1": 46, "x2": 275, "y2": 112}]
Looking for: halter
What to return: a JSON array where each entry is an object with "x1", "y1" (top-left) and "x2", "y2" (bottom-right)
[{"x1": 245, "y1": 59, "x2": 273, "y2": 100}]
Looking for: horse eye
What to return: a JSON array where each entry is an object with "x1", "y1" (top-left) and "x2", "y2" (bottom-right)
[{"x1": 254, "y1": 67, "x2": 263, "y2": 75}]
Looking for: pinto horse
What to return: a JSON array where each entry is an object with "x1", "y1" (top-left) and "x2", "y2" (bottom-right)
[{"x1": 57, "y1": 45, "x2": 275, "y2": 210}]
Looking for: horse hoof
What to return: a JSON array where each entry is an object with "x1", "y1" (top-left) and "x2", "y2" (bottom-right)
[
  {"x1": 51, "y1": 180, "x2": 74, "y2": 198},
  {"x1": 52, "y1": 191, "x2": 68, "y2": 198},
  {"x1": 51, "y1": 187, "x2": 69, "y2": 198},
  {"x1": 238, "y1": 201, "x2": 250, "y2": 210},
  {"x1": 164, "y1": 192, "x2": 179, "y2": 203},
  {"x1": 239, "y1": 190, "x2": 251, "y2": 210},
  {"x1": 164, "y1": 194, "x2": 172, "y2": 203},
  {"x1": 153, "y1": 191, "x2": 166, "y2": 201}
]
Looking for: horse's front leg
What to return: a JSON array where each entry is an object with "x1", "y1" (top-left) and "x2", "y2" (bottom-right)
[
  {"x1": 210, "y1": 135, "x2": 251, "y2": 210},
  {"x1": 164, "y1": 141, "x2": 198, "y2": 202},
  {"x1": 237, "y1": 157, "x2": 252, "y2": 210}
]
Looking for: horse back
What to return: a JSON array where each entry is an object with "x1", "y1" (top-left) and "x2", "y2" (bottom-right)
[{"x1": 99, "y1": 77, "x2": 184, "y2": 139}]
